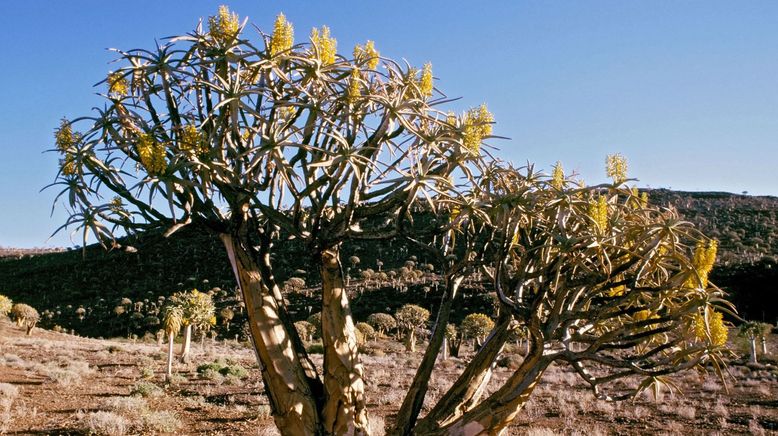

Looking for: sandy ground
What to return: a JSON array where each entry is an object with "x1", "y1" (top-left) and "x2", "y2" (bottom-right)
[{"x1": 1, "y1": 318, "x2": 777, "y2": 435}]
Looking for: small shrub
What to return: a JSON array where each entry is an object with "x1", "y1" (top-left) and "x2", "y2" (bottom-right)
[
  {"x1": 200, "y1": 368, "x2": 224, "y2": 383},
  {"x1": 0, "y1": 382, "x2": 19, "y2": 432},
  {"x1": 197, "y1": 361, "x2": 225, "y2": 374},
  {"x1": 82, "y1": 411, "x2": 128, "y2": 436},
  {"x1": 168, "y1": 373, "x2": 187, "y2": 385},
  {"x1": 256, "y1": 404, "x2": 273, "y2": 419},
  {"x1": 141, "y1": 410, "x2": 182, "y2": 433},
  {"x1": 102, "y1": 396, "x2": 147, "y2": 416},
  {"x1": 130, "y1": 381, "x2": 163, "y2": 398},
  {"x1": 139, "y1": 367, "x2": 154, "y2": 379},
  {"x1": 220, "y1": 363, "x2": 249, "y2": 379}
]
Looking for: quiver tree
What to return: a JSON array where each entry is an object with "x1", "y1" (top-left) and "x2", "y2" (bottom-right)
[
  {"x1": 174, "y1": 289, "x2": 216, "y2": 361},
  {"x1": 366, "y1": 313, "x2": 395, "y2": 337},
  {"x1": 219, "y1": 307, "x2": 235, "y2": 331},
  {"x1": 737, "y1": 321, "x2": 767, "y2": 363},
  {"x1": 295, "y1": 320, "x2": 316, "y2": 342},
  {"x1": 162, "y1": 304, "x2": 183, "y2": 379},
  {"x1": 411, "y1": 162, "x2": 734, "y2": 434},
  {"x1": 395, "y1": 304, "x2": 430, "y2": 352},
  {"x1": 460, "y1": 313, "x2": 495, "y2": 348},
  {"x1": 355, "y1": 322, "x2": 376, "y2": 343},
  {"x1": 11, "y1": 303, "x2": 39, "y2": 335},
  {"x1": 0, "y1": 295, "x2": 12, "y2": 318},
  {"x1": 49, "y1": 6, "x2": 488, "y2": 434}
]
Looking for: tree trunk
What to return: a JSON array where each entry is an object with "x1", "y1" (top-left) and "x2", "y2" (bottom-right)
[
  {"x1": 415, "y1": 316, "x2": 511, "y2": 433},
  {"x1": 392, "y1": 276, "x2": 462, "y2": 435},
  {"x1": 450, "y1": 336, "x2": 461, "y2": 358},
  {"x1": 180, "y1": 324, "x2": 192, "y2": 362},
  {"x1": 405, "y1": 330, "x2": 417, "y2": 352},
  {"x1": 166, "y1": 332, "x2": 175, "y2": 379},
  {"x1": 25, "y1": 322, "x2": 35, "y2": 336},
  {"x1": 221, "y1": 233, "x2": 324, "y2": 435},
  {"x1": 320, "y1": 248, "x2": 371, "y2": 435},
  {"x1": 421, "y1": 344, "x2": 549, "y2": 435},
  {"x1": 442, "y1": 337, "x2": 449, "y2": 361},
  {"x1": 750, "y1": 338, "x2": 758, "y2": 364},
  {"x1": 761, "y1": 336, "x2": 767, "y2": 355}
]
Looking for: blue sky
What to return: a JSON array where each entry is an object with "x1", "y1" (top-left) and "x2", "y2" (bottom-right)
[{"x1": 1, "y1": 1, "x2": 777, "y2": 248}]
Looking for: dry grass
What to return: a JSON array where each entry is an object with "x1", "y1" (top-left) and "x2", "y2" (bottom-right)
[{"x1": 1, "y1": 318, "x2": 777, "y2": 435}]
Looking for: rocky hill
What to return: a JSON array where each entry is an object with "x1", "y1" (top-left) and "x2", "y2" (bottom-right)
[{"x1": 0, "y1": 189, "x2": 776, "y2": 339}]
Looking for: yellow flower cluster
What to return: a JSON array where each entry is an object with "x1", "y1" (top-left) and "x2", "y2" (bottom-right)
[
  {"x1": 551, "y1": 161, "x2": 564, "y2": 190},
  {"x1": 271, "y1": 13, "x2": 294, "y2": 55},
  {"x1": 108, "y1": 72, "x2": 128, "y2": 97},
  {"x1": 347, "y1": 68, "x2": 361, "y2": 104},
  {"x1": 55, "y1": 119, "x2": 78, "y2": 151},
  {"x1": 60, "y1": 155, "x2": 77, "y2": 176},
  {"x1": 588, "y1": 195, "x2": 608, "y2": 232},
  {"x1": 109, "y1": 196, "x2": 123, "y2": 211},
  {"x1": 462, "y1": 104, "x2": 493, "y2": 154},
  {"x1": 692, "y1": 310, "x2": 728, "y2": 347},
  {"x1": 419, "y1": 63, "x2": 433, "y2": 97},
  {"x1": 208, "y1": 5, "x2": 240, "y2": 45},
  {"x1": 685, "y1": 240, "x2": 717, "y2": 288},
  {"x1": 179, "y1": 124, "x2": 207, "y2": 155},
  {"x1": 633, "y1": 310, "x2": 653, "y2": 322},
  {"x1": 640, "y1": 191, "x2": 648, "y2": 208},
  {"x1": 137, "y1": 133, "x2": 166, "y2": 175},
  {"x1": 353, "y1": 40, "x2": 379, "y2": 69},
  {"x1": 311, "y1": 26, "x2": 336, "y2": 64},
  {"x1": 606, "y1": 153, "x2": 628, "y2": 184}
]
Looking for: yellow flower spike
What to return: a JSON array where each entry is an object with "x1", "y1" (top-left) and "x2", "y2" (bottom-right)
[
  {"x1": 446, "y1": 111, "x2": 457, "y2": 125},
  {"x1": 311, "y1": 26, "x2": 337, "y2": 65},
  {"x1": 208, "y1": 5, "x2": 240, "y2": 45},
  {"x1": 347, "y1": 68, "x2": 361, "y2": 104},
  {"x1": 640, "y1": 191, "x2": 649, "y2": 208},
  {"x1": 364, "y1": 40, "x2": 379, "y2": 69},
  {"x1": 606, "y1": 153, "x2": 628, "y2": 184},
  {"x1": 60, "y1": 155, "x2": 77, "y2": 176},
  {"x1": 462, "y1": 104, "x2": 494, "y2": 154},
  {"x1": 179, "y1": 124, "x2": 207, "y2": 156},
  {"x1": 137, "y1": 133, "x2": 167, "y2": 176},
  {"x1": 354, "y1": 41, "x2": 379, "y2": 69},
  {"x1": 632, "y1": 310, "x2": 653, "y2": 321},
  {"x1": 588, "y1": 195, "x2": 609, "y2": 232},
  {"x1": 419, "y1": 62, "x2": 433, "y2": 97},
  {"x1": 685, "y1": 240, "x2": 717, "y2": 288},
  {"x1": 108, "y1": 72, "x2": 129, "y2": 97},
  {"x1": 271, "y1": 13, "x2": 294, "y2": 56},
  {"x1": 55, "y1": 119, "x2": 77, "y2": 152},
  {"x1": 551, "y1": 161, "x2": 564, "y2": 190},
  {"x1": 693, "y1": 310, "x2": 728, "y2": 347}
]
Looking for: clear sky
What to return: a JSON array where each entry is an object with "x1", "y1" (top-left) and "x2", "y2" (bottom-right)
[{"x1": 1, "y1": 1, "x2": 777, "y2": 248}]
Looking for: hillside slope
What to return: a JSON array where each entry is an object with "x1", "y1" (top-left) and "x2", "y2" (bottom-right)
[{"x1": 1, "y1": 189, "x2": 776, "y2": 339}]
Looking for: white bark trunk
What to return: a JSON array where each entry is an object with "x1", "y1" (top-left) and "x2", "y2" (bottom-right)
[{"x1": 180, "y1": 324, "x2": 192, "y2": 362}]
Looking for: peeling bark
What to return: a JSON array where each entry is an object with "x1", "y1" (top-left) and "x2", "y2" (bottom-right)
[
  {"x1": 406, "y1": 330, "x2": 417, "y2": 352},
  {"x1": 320, "y1": 248, "x2": 371, "y2": 435},
  {"x1": 166, "y1": 332, "x2": 175, "y2": 379},
  {"x1": 426, "y1": 345, "x2": 549, "y2": 435},
  {"x1": 222, "y1": 234, "x2": 324, "y2": 435},
  {"x1": 392, "y1": 276, "x2": 463, "y2": 435},
  {"x1": 415, "y1": 316, "x2": 511, "y2": 433},
  {"x1": 179, "y1": 324, "x2": 192, "y2": 362}
]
